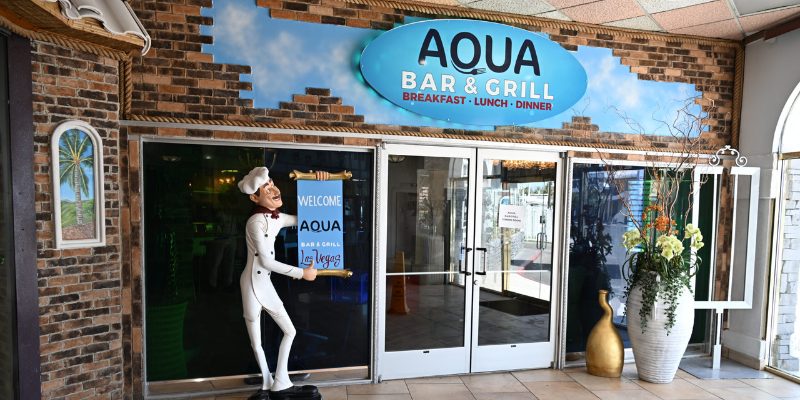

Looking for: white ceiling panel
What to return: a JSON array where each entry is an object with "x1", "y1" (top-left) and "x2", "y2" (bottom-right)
[
  {"x1": 535, "y1": 9, "x2": 572, "y2": 20},
  {"x1": 418, "y1": 0, "x2": 799, "y2": 38},
  {"x1": 605, "y1": 15, "x2": 662, "y2": 31},
  {"x1": 637, "y1": 0, "x2": 715, "y2": 14},
  {"x1": 464, "y1": 0, "x2": 556, "y2": 15},
  {"x1": 731, "y1": 0, "x2": 800, "y2": 16}
]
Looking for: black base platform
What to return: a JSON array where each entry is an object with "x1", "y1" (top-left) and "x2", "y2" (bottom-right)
[
  {"x1": 248, "y1": 385, "x2": 322, "y2": 400},
  {"x1": 248, "y1": 391, "x2": 322, "y2": 400}
]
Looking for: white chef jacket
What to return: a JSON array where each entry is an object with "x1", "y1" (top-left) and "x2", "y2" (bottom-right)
[{"x1": 241, "y1": 212, "x2": 304, "y2": 318}]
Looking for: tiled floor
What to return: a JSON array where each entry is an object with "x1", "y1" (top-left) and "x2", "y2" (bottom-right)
[{"x1": 205, "y1": 364, "x2": 800, "y2": 400}]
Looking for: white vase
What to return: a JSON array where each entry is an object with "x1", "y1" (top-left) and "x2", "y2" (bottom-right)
[{"x1": 627, "y1": 284, "x2": 694, "y2": 383}]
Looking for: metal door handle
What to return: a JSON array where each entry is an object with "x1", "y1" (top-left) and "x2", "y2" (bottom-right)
[
  {"x1": 536, "y1": 232, "x2": 546, "y2": 249},
  {"x1": 475, "y1": 247, "x2": 487, "y2": 275},
  {"x1": 459, "y1": 246, "x2": 472, "y2": 275}
]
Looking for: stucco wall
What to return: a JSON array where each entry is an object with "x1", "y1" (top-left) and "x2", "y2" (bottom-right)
[
  {"x1": 740, "y1": 30, "x2": 800, "y2": 158},
  {"x1": 728, "y1": 29, "x2": 800, "y2": 365}
]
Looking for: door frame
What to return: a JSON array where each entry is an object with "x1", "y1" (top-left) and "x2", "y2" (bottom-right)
[
  {"x1": 1, "y1": 32, "x2": 40, "y2": 400},
  {"x1": 376, "y1": 143, "x2": 478, "y2": 380},
  {"x1": 375, "y1": 144, "x2": 564, "y2": 380}
]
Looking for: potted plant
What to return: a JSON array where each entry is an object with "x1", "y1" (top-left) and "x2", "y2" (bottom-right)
[{"x1": 620, "y1": 169, "x2": 704, "y2": 383}]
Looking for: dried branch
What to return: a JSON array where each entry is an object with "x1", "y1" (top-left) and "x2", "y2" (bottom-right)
[{"x1": 602, "y1": 96, "x2": 713, "y2": 225}]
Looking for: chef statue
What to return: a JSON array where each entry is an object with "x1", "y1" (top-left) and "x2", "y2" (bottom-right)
[{"x1": 238, "y1": 166, "x2": 327, "y2": 400}]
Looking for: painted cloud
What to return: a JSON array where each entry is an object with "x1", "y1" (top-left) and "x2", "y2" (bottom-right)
[{"x1": 204, "y1": 0, "x2": 703, "y2": 135}]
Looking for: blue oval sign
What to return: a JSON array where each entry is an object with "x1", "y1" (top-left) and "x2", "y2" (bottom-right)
[{"x1": 360, "y1": 19, "x2": 587, "y2": 126}]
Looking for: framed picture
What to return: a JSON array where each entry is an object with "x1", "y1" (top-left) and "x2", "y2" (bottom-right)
[{"x1": 51, "y1": 120, "x2": 105, "y2": 249}]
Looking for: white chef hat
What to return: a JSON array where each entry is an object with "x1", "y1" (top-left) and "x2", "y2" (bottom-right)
[{"x1": 238, "y1": 166, "x2": 271, "y2": 194}]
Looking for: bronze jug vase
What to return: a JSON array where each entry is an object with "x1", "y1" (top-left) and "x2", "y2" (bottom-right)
[{"x1": 586, "y1": 290, "x2": 623, "y2": 377}]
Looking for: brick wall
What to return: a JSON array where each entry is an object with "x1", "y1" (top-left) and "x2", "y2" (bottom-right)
[
  {"x1": 257, "y1": 0, "x2": 403, "y2": 30},
  {"x1": 127, "y1": 0, "x2": 739, "y2": 152},
  {"x1": 31, "y1": 41, "x2": 124, "y2": 399}
]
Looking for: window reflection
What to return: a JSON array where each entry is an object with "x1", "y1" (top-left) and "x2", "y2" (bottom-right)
[
  {"x1": 477, "y1": 159, "x2": 556, "y2": 346},
  {"x1": 143, "y1": 143, "x2": 372, "y2": 381},
  {"x1": 384, "y1": 155, "x2": 469, "y2": 352},
  {"x1": 566, "y1": 164, "x2": 703, "y2": 353}
]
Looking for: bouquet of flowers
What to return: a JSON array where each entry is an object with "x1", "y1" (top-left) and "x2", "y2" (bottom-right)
[{"x1": 620, "y1": 170, "x2": 705, "y2": 333}]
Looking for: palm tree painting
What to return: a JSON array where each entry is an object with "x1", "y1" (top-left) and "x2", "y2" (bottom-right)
[{"x1": 58, "y1": 128, "x2": 96, "y2": 240}]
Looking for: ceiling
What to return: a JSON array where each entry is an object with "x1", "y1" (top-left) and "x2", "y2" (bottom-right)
[{"x1": 414, "y1": 0, "x2": 800, "y2": 39}]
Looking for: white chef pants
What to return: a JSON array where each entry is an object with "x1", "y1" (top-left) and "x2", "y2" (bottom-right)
[{"x1": 244, "y1": 304, "x2": 296, "y2": 392}]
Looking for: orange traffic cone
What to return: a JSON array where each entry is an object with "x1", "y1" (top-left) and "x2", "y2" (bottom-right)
[{"x1": 388, "y1": 251, "x2": 409, "y2": 315}]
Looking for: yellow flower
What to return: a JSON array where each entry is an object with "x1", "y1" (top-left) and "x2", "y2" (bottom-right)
[
  {"x1": 622, "y1": 229, "x2": 643, "y2": 251},
  {"x1": 684, "y1": 223, "x2": 704, "y2": 250},
  {"x1": 656, "y1": 234, "x2": 684, "y2": 261}
]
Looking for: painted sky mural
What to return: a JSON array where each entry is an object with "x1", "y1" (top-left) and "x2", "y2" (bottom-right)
[{"x1": 203, "y1": 0, "x2": 702, "y2": 135}]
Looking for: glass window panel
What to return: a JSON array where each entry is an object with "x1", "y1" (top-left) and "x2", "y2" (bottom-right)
[
  {"x1": 477, "y1": 159, "x2": 556, "y2": 346},
  {"x1": 691, "y1": 173, "x2": 716, "y2": 343},
  {"x1": 384, "y1": 155, "x2": 469, "y2": 351},
  {"x1": 730, "y1": 174, "x2": 752, "y2": 302},
  {"x1": 566, "y1": 164, "x2": 703, "y2": 353},
  {"x1": 143, "y1": 142, "x2": 373, "y2": 381},
  {"x1": 384, "y1": 276, "x2": 467, "y2": 351},
  {"x1": 781, "y1": 100, "x2": 800, "y2": 153}
]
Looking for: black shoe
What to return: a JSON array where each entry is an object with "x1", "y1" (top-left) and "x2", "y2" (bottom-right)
[
  {"x1": 248, "y1": 388, "x2": 270, "y2": 400},
  {"x1": 269, "y1": 385, "x2": 320, "y2": 399}
]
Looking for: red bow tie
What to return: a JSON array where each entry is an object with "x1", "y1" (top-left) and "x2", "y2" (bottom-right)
[{"x1": 252, "y1": 206, "x2": 280, "y2": 219}]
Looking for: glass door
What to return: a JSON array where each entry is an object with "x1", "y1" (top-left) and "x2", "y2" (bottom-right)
[
  {"x1": 379, "y1": 144, "x2": 476, "y2": 379},
  {"x1": 470, "y1": 149, "x2": 560, "y2": 372},
  {"x1": 378, "y1": 145, "x2": 560, "y2": 379}
]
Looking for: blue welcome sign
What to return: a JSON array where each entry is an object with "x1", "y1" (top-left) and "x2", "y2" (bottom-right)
[
  {"x1": 360, "y1": 19, "x2": 588, "y2": 126},
  {"x1": 297, "y1": 180, "x2": 344, "y2": 270}
]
